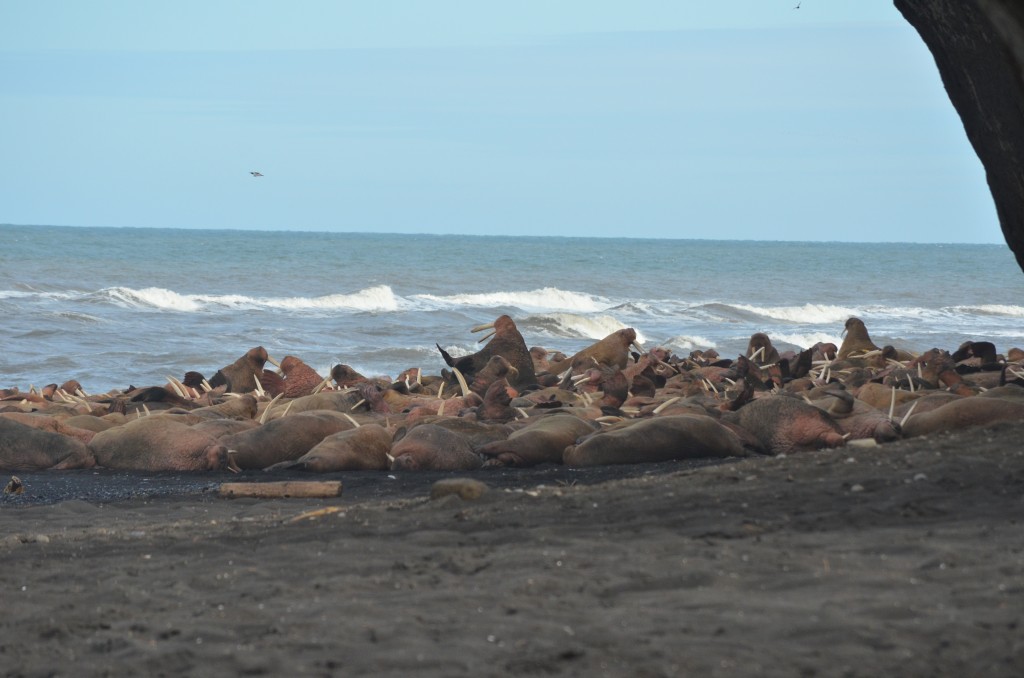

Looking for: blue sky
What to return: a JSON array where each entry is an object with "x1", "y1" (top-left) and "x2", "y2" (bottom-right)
[{"x1": 0, "y1": 1, "x2": 1001, "y2": 242}]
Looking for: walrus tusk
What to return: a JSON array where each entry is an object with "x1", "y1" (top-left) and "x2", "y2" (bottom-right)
[
  {"x1": 907, "y1": 374, "x2": 915, "y2": 393},
  {"x1": 312, "y1": 375, "x2": 332, "y2": 394},
  {"x1": 515, "y1": 407, "x2": 529, "y2": 419},
  {"x1": 471, "y1": 321, "x2": 497, "y2": 343},
  {"x1": 631, "y1": 341, "x2": 645, "y2": 356},
  {"x1": 899, "y1": 400, "x2": 919, "y2": 428},
  {"x1": 76, "y1": 387, "x2": 89, "y2": 398},
  {"x1": 917, "y1": 362, "x2": 923, "y2": 380},
  {"x1": 253, "y1": 374, "x2": 266, "y2": 398},
  {"x1": 652, "y1": 396, "x2": 681, "y2": 415},
  {"x1": 436, "y1": 382, "x2": 445, "y2": 399},
  {"x1": 750, "y1": 346, "x2": 764, "y2": 362},
  {"x1": 860, "y1": 349, "x2": 883, "y2": 358},
  {"x1": 452, "y1": 367, "x2": 471, "y2": 398},
  {"x1": 341, "y1": 412, "x2": 360, "y2": 428},
  {"x1": 201, "y1": 379, "x2": 213, "y2": 393},
  {"x1": 350, "y1": 399, "x2": 366, "y2": 411},
  {"x1": 259, "y1": 392, "x2": 285, "y2": 424},
  {"x1": 166, "y1": 376, "x2": 186, "y2": 399},
  {"x1": 416, "y1": 368, "x2": 422, "y2": 385},
  {"x1": 281, "y1": 401, "x2": 294, "y2": 417},
  {"x1": 226, "y1": 450, "x2": 241, "y2": 473},
  {"x1": 888, "y1": 387, "x2": 897, "y2": 422},
  {"x1": 437, "y1": 399, "x2": 446, "y2": 417},
  {"x1": 266, "y1": 355, "x2": 281, "y2": 369},
  {"x1": 142, "y1": 403, "x2": 151, "y2": 417}
]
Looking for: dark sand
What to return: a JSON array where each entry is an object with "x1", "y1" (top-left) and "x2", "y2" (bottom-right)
[{"x1": 2, "y1": 422, "x2": 1023, "y2": 677}]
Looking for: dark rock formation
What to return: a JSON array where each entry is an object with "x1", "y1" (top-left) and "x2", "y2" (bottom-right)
[{"x1": 895, "y1": 0, "x2": 1024, "y2": 273}]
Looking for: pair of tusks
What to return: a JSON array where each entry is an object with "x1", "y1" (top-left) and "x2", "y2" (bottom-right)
[{"x1": 472, "y1": 321, "x2": 498, "y2": 344}]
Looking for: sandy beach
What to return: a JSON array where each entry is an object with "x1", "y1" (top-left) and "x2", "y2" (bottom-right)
[{"x1": 2, "y1": 420, "x2": 1022, "y2": 677}]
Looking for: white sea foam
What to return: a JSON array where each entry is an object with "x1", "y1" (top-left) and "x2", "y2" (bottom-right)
[
  {"x1": 413, "y1": 287, "x2": 610, "y2": 313},
  {"x1": 661, "y1": 335, "x2": 715, "y2": 352},
  {"x1": 730, "y1": 303, "x2": 859, "y2": 324},
  {"x1": 100, "y1": 285, "x2": 401, "y2": 313},
  {"x1": 950, "y1": 304, "x2": 1024, "y2": 317},
  {"x1": 528, "y1": 313, "x2": 647, "y2": 343},
  {"x1": 772, "y1": 332, "x2": 842, "y2": 350}
]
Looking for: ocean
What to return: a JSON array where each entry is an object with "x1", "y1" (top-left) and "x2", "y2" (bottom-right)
[{"x1": 2, "y1": 224, "x2": 1023, "y2": 393}]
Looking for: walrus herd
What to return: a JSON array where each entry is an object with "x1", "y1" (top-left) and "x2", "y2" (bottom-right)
[{"x1": 2, "y1": 314, "x2": 1023, "y2": 473}]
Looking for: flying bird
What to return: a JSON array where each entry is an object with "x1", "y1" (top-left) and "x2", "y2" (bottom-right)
[
  {"x1": 250, "y1": 171, "x2": 264, "y2": 177},
  {"x1": 794, "y1": 2, "x2": 801, "y2": 8}
]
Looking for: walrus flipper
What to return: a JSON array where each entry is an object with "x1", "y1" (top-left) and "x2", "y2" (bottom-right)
[{"x1": 436, "y1": 343, "x2": 457, "y2": 368}]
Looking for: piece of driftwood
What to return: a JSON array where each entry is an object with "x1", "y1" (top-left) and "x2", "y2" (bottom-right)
[{"x1": 218, "y1": 480, "x2": 343, "y2": 499}]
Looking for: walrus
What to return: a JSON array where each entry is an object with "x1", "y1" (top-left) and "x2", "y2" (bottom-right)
[
  {"x1": 220, "y1": 411, "x2": 357, "y2": 469},
  {"x1": 546, "y1": 328, "x2": 644, "y2": 378},
  {"x1": 0, "y1": 417, "x2": 97, "y2": 471},
  {"x1": 0, "y1": 411, "x2": 98, "y2": 445},
  {"x1": 390, "y1": 424, "x2": 483, "y2": 471},
  {"x1": 478, "y1": 413, "x2": 599, "y2": 467},
  {"x1": 437, "y1": 315, "x2": 537, "y2": 389},
  {"x1": 267, "y1": 424, "x2": 393, "y2": 472},
  {"x1": 837, "y1": 318, "x2": 880, "y2": 360},
  {"x1": 277, "y1": 355, "x2": 325, "y2": 398},
  {"x1": 746, "y1": 332, "x2": 781, "y2": 366},
  {"x1": 725, "y1": 395, "x2": 846, "y2": 455},
  {"x1": 207, "y1": 346, "x2": 278, "y2": 393},
  {"x1": 563, "y1": 414, "x2": 749, "y2": 467},
  {"x1": 88, "y1": 417, "x2": 236, "y2": 471},
  {"x1": 900, "y1": 397, "x2": 1024, "y2": 438}
]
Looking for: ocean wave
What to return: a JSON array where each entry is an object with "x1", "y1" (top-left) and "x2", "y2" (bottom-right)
[
  {"x1": 662, "y1": 334, "x2": 716, "y2": 352},
  {"x1": 97, "y1": 285, "x2": 402, "y2": 313},
  {"x1": 771, "y1": 332, "x2": 842, "y2": 350},
  {"x1": 412, "y1": 287, "x2": 610, "y2": 313},
  {"x1": 729, "y1": 303, "x2": 860, "y2": 324},
  {"x1": 522, "y1": 313, "x2": 647, "y2": 344},
  {"x1": 949, "y1": 304, "x2": 1024, "y2": 318}
]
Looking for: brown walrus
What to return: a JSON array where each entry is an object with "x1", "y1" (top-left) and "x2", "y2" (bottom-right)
[
  {"x1": 208, "y1": 346, "x2": 277, "y2": 393},
  {"x1": 725, "y1": 395, "x2": 846, "y2": 455},
  {"x1": 478, "y1": 413, "x2": 599, "y2": 467},
  {"x1": 545, "y1": 328, "x2": 643, "y2": 378},
  {"x1": 837, "y1": 318, "x2": 880, "y2": 360},
  {"x1": 268, "y1": 424, "x2": 394, "y2": 472},
  {"x1": 278, "y1": 355, "x2": 325, "y2": 398},
  {"x1": 390, "y1": 424, "x2": 483, "y2": 471},
  {"x1": 746, "y1": 332, "x2": 781, "y2": 366},
  {"x1": 437, "y1": 315, "x2": 537, "y2": 389},
  {"x1": 563, "y1": 414, "x2": 749, "y2": 467},
  {"x1": 0, "y1": 417, "x2": 97, "y2": 471},
  {"x1": 88, "y1": 417, "x2": 236, "y2": 471}
]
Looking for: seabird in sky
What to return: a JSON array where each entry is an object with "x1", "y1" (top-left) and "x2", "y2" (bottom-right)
[{"x1": 250, "y1": 171, "x2": 264, "y2": 177}]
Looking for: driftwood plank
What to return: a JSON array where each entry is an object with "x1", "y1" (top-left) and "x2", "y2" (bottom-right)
[{"x1": 219, "y1": 481, "x2": 343, "y2": 499}]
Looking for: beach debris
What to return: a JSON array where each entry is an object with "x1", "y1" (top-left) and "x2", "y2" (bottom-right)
[
  {"x1": 218, "y1": 480, "x2": 344, "y2": 499},
  {"x1": 429, "y1": 478, "x2": 488, "y2": 501},
  {"x1": 4, "y1": 476, "x2": 24, "y2": 495},
  {"x1": 285, "y1": 506, "x2": 344, "y2": 523}
]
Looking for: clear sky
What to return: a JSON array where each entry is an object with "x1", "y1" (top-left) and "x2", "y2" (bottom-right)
[{"x1": 0, "y1": 1, "x2": 1002, "y2": 242}]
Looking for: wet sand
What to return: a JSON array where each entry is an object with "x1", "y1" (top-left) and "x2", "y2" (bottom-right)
[{"x1": 2, "y1": 421, "x2": 1023, "y2": 677}]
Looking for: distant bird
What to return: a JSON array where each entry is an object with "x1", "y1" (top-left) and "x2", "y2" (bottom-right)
[
  {"x1": 250, "y1": 171, "x2": 264, "y2": 177},
  {"x1": 794, "y1": 2, "x2": 801, "y2": 8}
]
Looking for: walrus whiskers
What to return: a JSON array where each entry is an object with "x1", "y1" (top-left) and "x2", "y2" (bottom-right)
[{"x1": 452, "y1": 367, "x2": 471, "y2": 398}]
